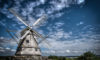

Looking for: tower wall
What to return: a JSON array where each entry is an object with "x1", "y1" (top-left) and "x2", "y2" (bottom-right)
[{"x1": 15, "y1": 30, "x2": 41, "y2": 56}]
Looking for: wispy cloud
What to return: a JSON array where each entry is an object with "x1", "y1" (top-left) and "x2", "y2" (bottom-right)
[
  {"x1": 0, "y1": 46, "x2": 15, "y2": 56},
  {"x1": 0, "y1": 37, "x2": 17, "y2": 56},
  {"x1": 76, "y1": 21, "x2": 84, "y2": 26},
  {"x1": 0, "y1": 0, "x2": 85, "y2": 28},
  {"x1": 39, "y1": 22, "x2": 100, "y2": 56}
]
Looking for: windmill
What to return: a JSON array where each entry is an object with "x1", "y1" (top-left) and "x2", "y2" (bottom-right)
[{"x1": 8, "y1": 8, "x2": 49, "y2": 56}]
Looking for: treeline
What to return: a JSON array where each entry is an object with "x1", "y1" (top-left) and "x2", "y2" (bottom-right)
[{"x1": 48, "y1": 51, "x2": 100, "y2": 60}]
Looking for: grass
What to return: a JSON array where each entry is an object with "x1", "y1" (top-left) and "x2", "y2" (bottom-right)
[{"x1": 48, "y1": 51, "x2": 100, "y2": 60}]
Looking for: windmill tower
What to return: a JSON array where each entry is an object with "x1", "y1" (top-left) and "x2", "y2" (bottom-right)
[
  {"x1": 15, "y1": 28, "x2": 41, "y2": 56},
  {"x1": 8, "y1": 8, "x2": 49, "y2": 56}
]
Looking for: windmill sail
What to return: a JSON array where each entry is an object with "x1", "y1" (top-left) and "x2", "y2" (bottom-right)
[
  {"x1": 9, "y1": 8, "x2": 44, "y2": 40},
  {"x1": 33, "y1": 14, "x2": 47, "y2": 27},
  {"x1": 9, "y1": 8, "x2": 31, "y2": 28},
  {"x1": 6, "y1": 29, "x2": 18, "y2": 44}
]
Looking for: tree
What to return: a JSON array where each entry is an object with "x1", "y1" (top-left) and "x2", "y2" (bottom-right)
[{"x1": 77, "y1": 51, "x2": 96, "y2": 60}]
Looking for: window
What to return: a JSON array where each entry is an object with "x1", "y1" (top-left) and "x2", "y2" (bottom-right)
[
  {"x1": 35, "y1": 48, "x2": 37, "y2": 51},
  {"x1": 26, "y1": 40, "x2": 29, "y2": 43}
]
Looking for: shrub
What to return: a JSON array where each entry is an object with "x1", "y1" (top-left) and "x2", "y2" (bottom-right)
[{"x1": 77, "y1": 51, "x2": 96, "y2": 60}]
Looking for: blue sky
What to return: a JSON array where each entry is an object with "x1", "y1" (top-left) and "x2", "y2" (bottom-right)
[{"x1": 0, "y1": 0, "x2": 100, "y2": 56}]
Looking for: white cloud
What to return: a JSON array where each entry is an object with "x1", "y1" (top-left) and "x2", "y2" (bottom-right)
[
  {"x1": 39, "y1": 0, "x2": 46, "y2": 4},
  {"x1": 0, "y1": 46, "x2": 15, "y2": 56},
  {"x1": 0, "y1": 37, "x2": 17, "y2": 47},
  {"x1": 10, "y1": 0, "x2": 84, "y2": 22},
  {"x1": 11, "y1": 49, "x2": 16, "y2": 52},
  {"x1": 20, "y1": 25, "x2": 25, "y2": 28},
  {"x1": 0, "y1": 0, "x2": 85, "y2": 29},
  {"x1": 77, "y1": 21, "x2": 84, "y2": 26},
  {"x1": 0, "y1": 37, "x2": 4, "y2": 39},
  {"x1": 0, "y1": 20, "x2": 6, "y2": 26},
  {"x1": 6, "y1": 47, "x2": 10, "y2": 50},
  {"x1": 49, "y1": 0, "x2": 70, "y2": 11},
  {"x1": 78, "y1": 0, "x2": 85, "y2": 4},
  {"x1": 40, "y1": 22, "x2": 100, "y2": 56},
  {"x1": 66, "y1": 50, "x2": 70, "y2": 53}
]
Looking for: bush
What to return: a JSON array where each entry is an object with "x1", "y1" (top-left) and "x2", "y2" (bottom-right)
[
  {"x1": 48, "y1": 55, "x2": 58, "y2": 59},
  {"x1": 48, "y1": 56, "x2": 66, "y2": 60},
  {"x1": 77, "y1": 51, "x2": 96, "y2": 60}
]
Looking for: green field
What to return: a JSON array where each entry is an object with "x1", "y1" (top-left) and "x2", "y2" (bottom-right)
[{"x1": 48, "y1": 51, "x2": 100, "y2": 60}]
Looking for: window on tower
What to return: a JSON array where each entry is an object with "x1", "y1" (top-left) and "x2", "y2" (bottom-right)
[
  {"x1": 26, "y1": 40, "x2": 29, "y2": 43},
  {"x1": 35, "y1": 48, "x2": 37, "y2": 51}
]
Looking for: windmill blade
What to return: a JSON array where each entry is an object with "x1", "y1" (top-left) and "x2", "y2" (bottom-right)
[
  {"x1": 13, "y1": 32, "x2": 19, "y2": 39},
  {"x1": 6, "y1": 29, "x2": 18, "y2": 44},
  {"x1": 32, "y1": 29, "x2": 47, "y2": 39},
  {"x1": 9, "y1": 8, "x2": 31, "y2": 28},
  {"x1": 31, "y1": 30, "x2": 51, "y2": 47},
  {"x1": 7, "y1": 29, "x2": 19, "y2": 39},
  {"x1": 32, "y1": 30, "x2": 43, "y2": 38},
  {"x1": 9, "y1": 8, "x2": 32, "y2": 40},
  {"x1": 8, "y1": 38, "x2": 13, "y2": 41},
  {"x1": 9, "y1": 8, "x2": 48, "y2": 41},
  {"x1": 39, "y1": 37, "x2": 51, "y2": 47},
  {"x1": 7, "y1": 30, "x2": 17, "y2": 32},
  {"x1": 37, "y1": 34, "x2": 51, "y2": 47},
  {"x1": 20, "y1": 29, "x2": 31, "y2": 40},
  {"x1": 32, "y1": 14, "x2": 47, "y2": 27},
  {"x1": 38, "y1": 35, "x2": 49, "y2": 44}
]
